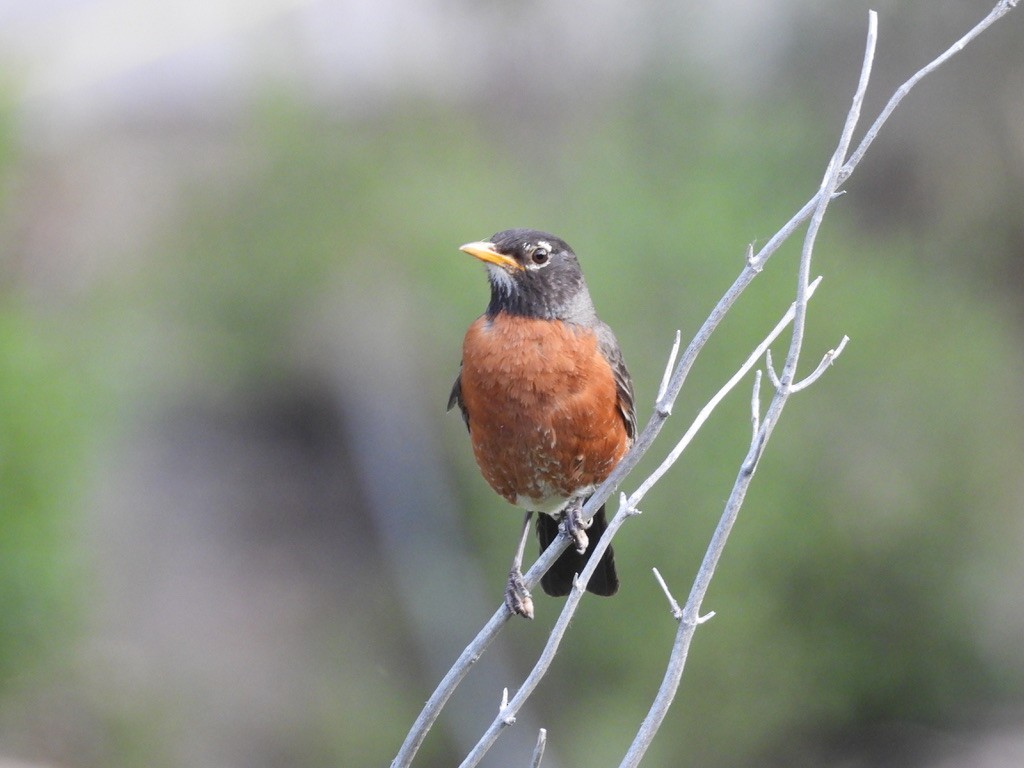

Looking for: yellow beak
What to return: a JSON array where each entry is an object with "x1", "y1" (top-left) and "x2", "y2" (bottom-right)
[{"x1": 459, "y1": 241, "x2": 524, "y2": 271}]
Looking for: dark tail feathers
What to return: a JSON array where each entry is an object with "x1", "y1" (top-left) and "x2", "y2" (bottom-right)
[{"x1": 536, "y1": 504, "x2": 619, "y2": 597}]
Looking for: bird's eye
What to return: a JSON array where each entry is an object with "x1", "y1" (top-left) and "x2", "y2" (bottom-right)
[{"x1": 531, "y1": 248, "x2": 550, "y2": 265}]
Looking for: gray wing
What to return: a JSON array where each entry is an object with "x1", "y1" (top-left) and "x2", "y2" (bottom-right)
[
  {"x1": 594, "y1": 322, "x2": 637, "y2": 440},
  {"x1": 447, "y1": 368, "x2": 470, "y2": 431}
]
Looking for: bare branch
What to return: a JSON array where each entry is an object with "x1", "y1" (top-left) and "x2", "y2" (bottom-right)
[
  {"x1": 499, "y1": 688, "x2": 514, "y2": 725},
  {"x1": 790, "y1": 335, "x2": 850, "y2": 393},
  {"x1": 653, "y1": 567, "x2": 683, "y2": 621},
  {"x1": 458, "y1": 491, "x2": 644, "y2": 767},
  {"x1": 768, "y1": 330, "x2": 849, "y2": 395},
  {"x1": 656, "y1": 330, "x2": 683, "y2": 413},
  {"x1": 783, "y1": 6, "x2": 873, "y2": 381},
  {"x1": 746, "y1": 1, "x2": 1018, "y2": 283},
  {"x1": 764, "y1": 348, "x2": 782, "y2": 391},
  {"x1": 529, "y1": 729, "x2": 547, "y2": 768},
  {"x1": 458, "y1": 536, "x2": 600, "y2": 767},
  {"x1": 620, "y1": 379, "x2": 769, "y2": 768},
  {"x1": 621, "y1": 490, "x2": 642, "y2": 518},
  {"x1": 840, "y1": 0, "x2": 1020, "y2": 185},
  {"x1": 750, "y1": 370, "x2": 762, "y2": 439},
  {"x1": 744, "y1": 242, "x2": 761, "y2": 272},
  {"x1": 630, "y1": 277, "x2": 823, "y2": 506}
]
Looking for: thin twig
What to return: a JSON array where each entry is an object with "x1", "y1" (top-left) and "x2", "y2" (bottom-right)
[
  {"x1": 499, "y1": 688, "x2": 513, "y2": 724},
  {"x1": 529, "y1": 729, "x2": 547, "y2": 768},
  {"x1": 750, "y1": 370, "x2": 762, "y2": 439},
  {"x1": 652, "y1": 567, "x2": 683, "y2": 621},
  {"x1": 764, "y1": 349, "x2": 782, "y2": 391},
  {"x1": 656, "y1": 330, "x2": 683, "y2": 412},
  {"x1": 744, "y1": 242, "x2": 761, "y2": 272},
  {"x1": 790, "y1": 335, "x2": 850, "y2": 393}
]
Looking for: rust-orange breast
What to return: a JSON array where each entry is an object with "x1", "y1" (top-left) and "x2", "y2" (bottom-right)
[{"x1": 459, "y1": 313, "x2": 631, "y2": 511}]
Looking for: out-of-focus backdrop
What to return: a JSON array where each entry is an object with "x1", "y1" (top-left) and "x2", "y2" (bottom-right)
[{"x1": 1, "y1": 1, "x2": 1022, "y2": 766}]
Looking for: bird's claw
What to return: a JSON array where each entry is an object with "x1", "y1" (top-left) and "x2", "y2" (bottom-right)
[
  {"x1": 505, "y1": 569, "x2": 534, "y2": 620},
  {"x1": 564, "y1": 506, "x2": 590, "y2": 555}
]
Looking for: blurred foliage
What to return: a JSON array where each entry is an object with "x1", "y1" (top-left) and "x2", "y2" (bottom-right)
[
  {"x1": 0, "y1": 304, "x2": 98, "y2": 686},
  {"x1": 0, "y1": 92, "x2": 101, "y2": 691}
]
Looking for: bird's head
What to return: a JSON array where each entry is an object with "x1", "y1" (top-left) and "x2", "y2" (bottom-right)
[{"x1": 460, "y1": 228, "x2": 597, "y2": 323}]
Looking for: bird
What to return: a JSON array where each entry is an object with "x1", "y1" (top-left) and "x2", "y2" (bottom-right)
[{"x1": 448, "y1": 228, "x2": 636, "y2": 618}]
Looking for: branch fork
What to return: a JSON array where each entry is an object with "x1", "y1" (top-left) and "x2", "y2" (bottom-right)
[{"x1": 765, "y1": 333, "x2": 849, "y2": 394}]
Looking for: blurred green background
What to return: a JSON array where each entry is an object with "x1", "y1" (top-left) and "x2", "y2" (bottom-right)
[{"x1": 0, "y1": 1, "x2": 1022, "y2": 766}]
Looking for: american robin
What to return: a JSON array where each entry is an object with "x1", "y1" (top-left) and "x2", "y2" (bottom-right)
[{"x1": 448, "y1": 229, "x2": 636, "y2": 618}]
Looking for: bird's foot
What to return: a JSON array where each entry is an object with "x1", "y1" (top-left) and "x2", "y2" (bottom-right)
[
  {"x1": 563, "y1": 502, "x2": 590, "y2": 555},
  {"x1": 505, "y1": 568, "x2": 534, "y2": 620}
]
